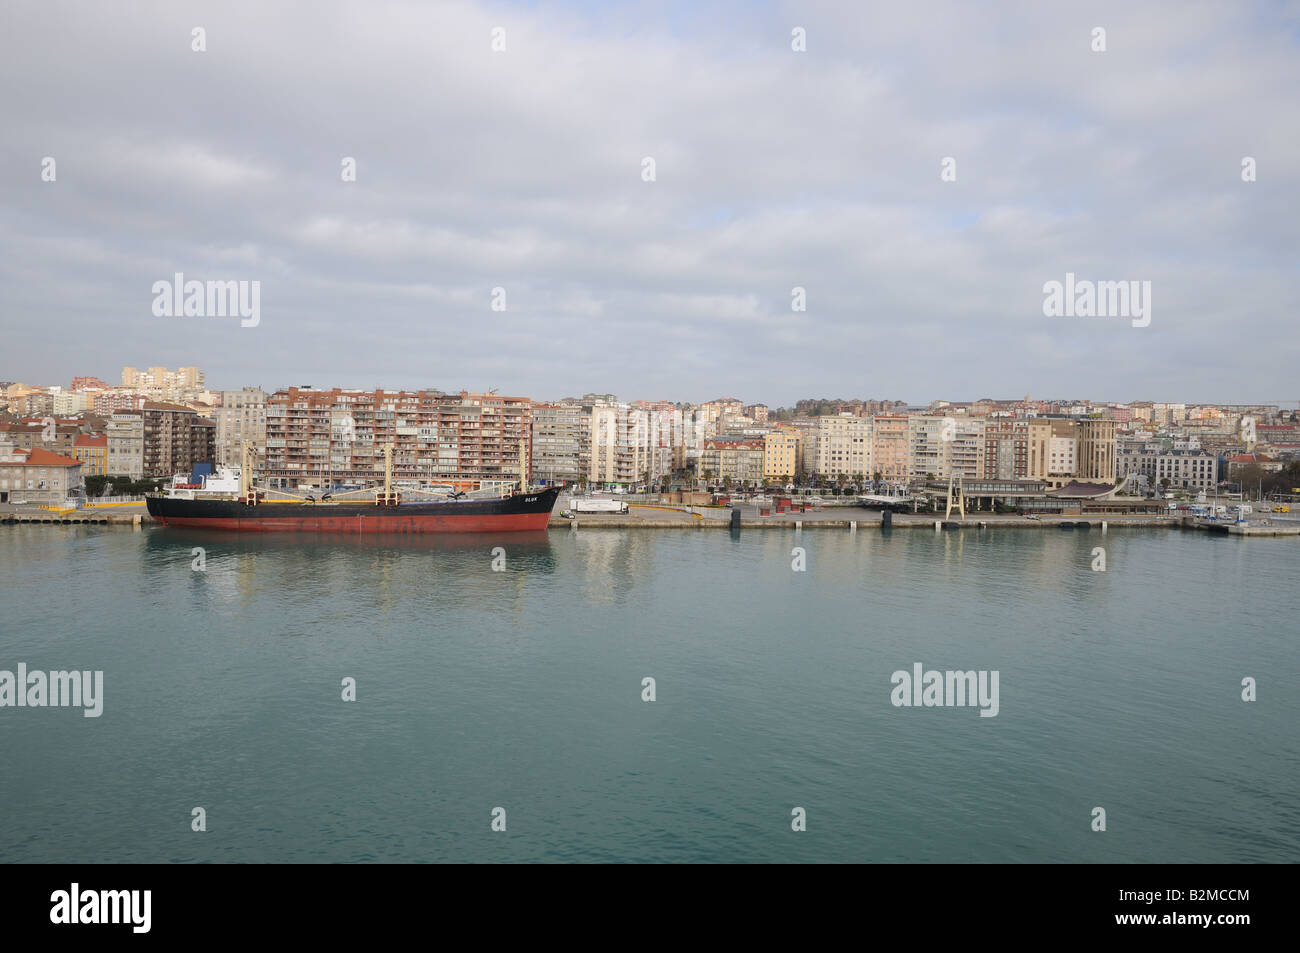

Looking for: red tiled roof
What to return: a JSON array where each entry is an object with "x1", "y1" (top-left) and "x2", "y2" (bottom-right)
[
  {"x1": 0, "y1": 447, "x2": 82, "y2": 467},
  {"x1": 75, "y1": 434, "x2": 107, "y2": 448}
]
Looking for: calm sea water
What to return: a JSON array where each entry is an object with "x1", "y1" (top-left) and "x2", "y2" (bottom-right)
[{"x1": 1, "y1": 523, "x2": 1297, "y2": 863}]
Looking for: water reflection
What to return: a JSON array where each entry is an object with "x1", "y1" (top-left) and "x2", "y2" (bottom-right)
[{"x1": 141, "y1": 528, "x2": 555, "y2": 624}]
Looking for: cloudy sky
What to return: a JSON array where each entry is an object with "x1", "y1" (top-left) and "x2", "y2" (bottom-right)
[{"x1": 2, "y1": 0, "x2": 1297, "y2": 406}]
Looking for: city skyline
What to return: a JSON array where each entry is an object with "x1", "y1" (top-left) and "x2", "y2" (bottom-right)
[
  {"x1": 5, "y1": 364, "x2": 1294, "y2": 413},
  {"x1": 3, "y1": 1, "x2": 1297, "y2": 404},
  {"x1": 4, "y1": 362, "x2": 1298, "y2": 412}
]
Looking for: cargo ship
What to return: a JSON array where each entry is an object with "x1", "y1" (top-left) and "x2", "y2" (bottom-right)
[{"x1": 146, "y1": 443, "x2": 561, "y2": 533}]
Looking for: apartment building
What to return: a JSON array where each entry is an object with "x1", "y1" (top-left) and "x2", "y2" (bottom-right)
[
  {"x1": 0, "y1": 420, "x2": 81, "y2": 454},
  {"x1": 907, "y1": 415, "x2": 985, "y2": 480},
  {"x1": 71, "y1": 434, "x2": 108, "y2": 476},
  {"x1": 106, "y1": 411, "x2": 145, "y2": 480},
  {"x1": 141, "y1": 402, "x2": 217, "y2": 478},
  {"x1": 93, "y1": 391, "x2": 147, "y2": 415},
  {"x1": 698, "y1": 437, "x2": 765, "y2": 485},
  {"x1": 984, "y1": 418, "x2": 1033, "y2": 480},
  {"x1": 50, "y1": 389, "x2": 88, "y2": 415},
  {"x1": 763, "y1": 430, "x2": 802, "y2": 482},
  {"x1": 871, "y1": 413, "x2": 909, "y2": 481},
  {"x1": 532, "y1": 402, "x2": 586, "y2": 485},
  {"x1": 812, "y1": 414, "x2": 873, "y2": 479},
  {"x1": 262, "y1": 387, "x2": 531, "y2": 490},
  {"x1": 9, "y1": 391, "x2": 54, "y2": 417},
  {"x1": 590, "y1": 403, "x2": 653, "y2": 488},
  {"x1": 213, "y1": 387, "x2": 267, "y2": 467},
  {"x1": 120, "y1": 366, "x2": 206, "y2": 403}
]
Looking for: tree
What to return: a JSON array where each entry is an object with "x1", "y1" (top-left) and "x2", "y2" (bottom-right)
[{"x1": 873, "y1": 471, "x2": 882, "y2": 483}]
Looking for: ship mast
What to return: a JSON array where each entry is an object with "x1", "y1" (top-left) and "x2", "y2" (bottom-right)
[
  {"x1": 519, "y1": 437, "x2": 528, "y2": 494},
  {"x1": 377, "y1": 443, "x2": 398, "y2": 505},
  {"x1": 240, "y1": 441, "x2": 258, "y2": 505}
]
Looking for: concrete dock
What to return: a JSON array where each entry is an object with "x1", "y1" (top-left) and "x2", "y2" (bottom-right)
[{"x1": 5, "y1": 500, "x2": 1296, "y2": 536}]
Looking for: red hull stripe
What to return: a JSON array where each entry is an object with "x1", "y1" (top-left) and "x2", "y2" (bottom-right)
[{"x1": 157, "y1": 512, "x2": 553, "y2": 533}]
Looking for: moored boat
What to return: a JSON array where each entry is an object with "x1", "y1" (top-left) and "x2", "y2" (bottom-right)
[{"x1": 146, "y1": 443, "x2": 561, "y2": 533}]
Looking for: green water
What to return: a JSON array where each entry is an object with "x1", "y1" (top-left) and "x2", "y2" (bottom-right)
[{"x1": 0, "y1": 524, "x2": 1296, "y2": 862}]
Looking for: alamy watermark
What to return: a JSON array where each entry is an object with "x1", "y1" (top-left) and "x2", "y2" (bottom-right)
[
  {"x1": 1042, "y1": 272, "x2": 1150, "y2": 327},
  {"x1": 50, "y1": 884, "x2": 150, "y2": 933},
  {"x1": 0, "y1": 664, "x2": 103, "y2": 717},
  {"x1": 152, "y1": 272, "x2": 260, "y2": 327},
  {"x1": 890, "y1": 663, "x2": 999, "y2": 717}
]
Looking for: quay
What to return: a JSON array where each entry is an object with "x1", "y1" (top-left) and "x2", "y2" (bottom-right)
[{"x1": 6, "y1": 502, "x2": 1297, "y2": 536}]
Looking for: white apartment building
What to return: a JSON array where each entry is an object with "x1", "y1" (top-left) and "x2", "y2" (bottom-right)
[
  {"x1": 908, "y1": 415, "x2": 986, "y2": 481},
  {"x1": 812, "y1": 414, "x2": 873, "y2": 479}
]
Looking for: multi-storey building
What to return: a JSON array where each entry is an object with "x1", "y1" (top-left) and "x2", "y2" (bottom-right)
[
  {"x1": 50, "y1": 389, "x2": 88, "y2": 415},
  {"x1": 0, "y1": 445, "x2": 85, "y2": 505},
  {"x1": 984, "y1": 418, "x2": 1033, "y2": 480},
  {"x1": 698, "y1": 398, "x2": 744, "y2": 434},
  {"x1": 812, "y1": 414, "x2": 873, "y2": 479},
  {"x1": 1117, "y1": 448, "x2": 1218, "y2": 493},
  {"x1": 0, "y1": 420, "x2": 81, "y2": 454},
  {"x1": 71, "y1": 434, "x2": 108, "y2": 476},
  {"x1": 11, "y1": 390, "x2": 54, "y2": 417},
  {"x1": 590, "y1": 402, "x2": 653, "y2": 488},
  {"x1": 907, "y1": 415, "x2": 946, "y2": 480},
  {"x1": 106, "y1": 411, "x2": 144, "y2": 479},
  {"x1": 870, "y1": 413, "x2": 910, "y2": 481},
  {"x1": 908, "y1": 415, "x2": 986, "y2": 480},
  {"x1": 213, "y1": 387, "x2": 267, "y2": 467},
  {"x1": 1037, "y1": 418, "x2": 1117, "y2": 486},
  {"x1": 1048, "y1": 428, "x2": 1077, "y2": 477},
  {"x1": 1076, "y1": 419, "x2": 1117, "y2": 482},
  {"x1": 141, "y1": 402, "x2": 216, "y2": 478},
  {"x1": 93, "y1": 391, "x2": 147, "y2": 415},
  {"x1": 629, "y1": 400, "x2": 686, "y2": 485},
  {"x1": 531, "y1": 402, "x2": 586, "y2": 486},
  {"x1": 763, "y1": 430, "x2": 801, "y2": 482},
  {"x1": 121, "y1": 366, "x2": 205, "y2": 402},
  {"x1": 698, "y1": 437, "x2": 765, "y2": 485},
  {"x1": 262, "y1": 388, "x2": 531, "y2": 491}
]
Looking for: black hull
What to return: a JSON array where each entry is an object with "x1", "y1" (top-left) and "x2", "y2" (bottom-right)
[{"x1": 146, "y1": 486, "x2": 563, "y2": 533}]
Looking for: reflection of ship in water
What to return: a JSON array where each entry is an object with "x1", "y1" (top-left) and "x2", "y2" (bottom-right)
[
  {"x1": 144, "y1": 526, "x2": 553, "y2": 559},
  {"x1": 143, "y1": 526, "x2": 556, "y2": 636},
  {"x1": 142, "y1": 527, "x2": 557, "y2": 609}
]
